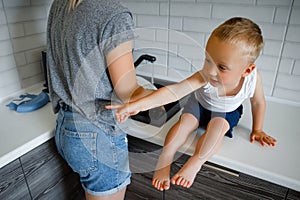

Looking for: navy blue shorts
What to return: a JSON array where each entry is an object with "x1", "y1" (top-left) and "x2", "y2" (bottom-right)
[{"x1": 182, "y1": 94, "x2": 243, "y2": 138}]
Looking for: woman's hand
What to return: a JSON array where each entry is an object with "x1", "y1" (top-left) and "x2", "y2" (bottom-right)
[{"x1": 250, "y1": 130, "x2": 277, "y2": 147}]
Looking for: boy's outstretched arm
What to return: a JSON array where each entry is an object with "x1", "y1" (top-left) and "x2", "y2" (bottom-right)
[
  {"x1": 250, "y1": 72, "x2": 277, "y2": 147},
  {"x1": 107, "y1": 71, "x2": 207, "y2": 123}
]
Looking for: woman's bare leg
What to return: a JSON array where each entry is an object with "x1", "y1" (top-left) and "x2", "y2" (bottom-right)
[
  {"x1": 85, "y1": 187, "x2": 126, "y2": 200},
  {"x1": 152, "y1": 113, "x2": 199, "y2": 191},
  {"x1": 171, "y1": 117, "x2": 229, "y2": 188}
]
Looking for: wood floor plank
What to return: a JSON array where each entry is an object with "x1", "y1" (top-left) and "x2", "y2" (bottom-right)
[
  {"x1": 0, "y1": 159, "x2": 31, "y2": 200},
  {"x1": 20, "y1": 139, "x2": 85, "y2": 200},
  {"x1": 287, "y1": 189, "x2": 300, "y2": 200}
]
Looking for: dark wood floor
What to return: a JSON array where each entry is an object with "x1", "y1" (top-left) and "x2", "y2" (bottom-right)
[
  {"x1": 0, "y1": 136, "x2": 299, "y2": 200},
  {"x1": 126, "y1": 136, "x2": 297, "y2": 200}
]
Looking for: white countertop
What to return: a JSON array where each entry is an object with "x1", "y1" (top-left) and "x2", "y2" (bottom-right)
[
  {"x1": 0, "y1": 85, "x2": 56, "y2": 168},
  {"x1": 0, "y1": 85, "x2": 299, "y2": 192}
]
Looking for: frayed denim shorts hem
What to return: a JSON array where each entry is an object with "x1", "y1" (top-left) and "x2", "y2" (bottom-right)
[
  {"x1": 55, "y1": 108, "x2": 131, "y2": 196},
  {"x1": 82, "y1": 177, "x2": 131, "y2": 196}
]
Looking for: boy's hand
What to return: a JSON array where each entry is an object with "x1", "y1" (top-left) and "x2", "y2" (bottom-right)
[
  {"x1": 106, "y1": 103, "x2": 140, "y2": 123},
  {"x1": 250, "y1": 130, "x2": 277, "y2": 147}
]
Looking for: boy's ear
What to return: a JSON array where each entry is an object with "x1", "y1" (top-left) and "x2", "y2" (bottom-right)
[{"x1": 242, "y1": 64, "x2": 256, "y2": 77}]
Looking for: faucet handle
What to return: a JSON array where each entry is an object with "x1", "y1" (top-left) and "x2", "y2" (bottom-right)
[{"x1": 134, "y1": 54, "x2": 156, "y2": 67}]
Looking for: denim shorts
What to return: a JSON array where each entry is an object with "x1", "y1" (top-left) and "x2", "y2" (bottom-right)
[
  {"x1": 182, "y1": 94, "x2": 243, "y2": 138},
  {"x1": 55, "y1": 107, "x2": 131, "y2": 196}
]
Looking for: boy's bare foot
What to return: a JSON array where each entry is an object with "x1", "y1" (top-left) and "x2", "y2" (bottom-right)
[
  {"x1": 171, "y1": 156, "x2": 203, "y2": 188},
  {"x1": 152, "y1": 165, "x2": 171, "y2": 191},
  {"x1": 152, "y1": 153, "x2": 174, "y2": 191}
]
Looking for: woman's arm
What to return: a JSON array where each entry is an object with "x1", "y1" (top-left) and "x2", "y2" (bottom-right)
[{"x1": 106, "y1": 41, "x2": 153, "y2": 103}]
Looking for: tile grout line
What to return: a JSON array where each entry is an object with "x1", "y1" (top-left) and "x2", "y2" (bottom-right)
[
  {"x1": 19, "y1": 158, "x2": 33, "y2": 200},
  {"x1": 270, "y1": 0, "x2": 294, "y2": 96}
]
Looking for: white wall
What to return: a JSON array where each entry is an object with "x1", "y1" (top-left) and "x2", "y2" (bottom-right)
[{"x1": 0, "y1": 0, "x2": 299, "y2": 106}]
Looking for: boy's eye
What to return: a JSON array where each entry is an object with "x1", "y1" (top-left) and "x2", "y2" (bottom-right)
[{"x1": 218, "y1": 65, "x2": 227, "y2": 71}]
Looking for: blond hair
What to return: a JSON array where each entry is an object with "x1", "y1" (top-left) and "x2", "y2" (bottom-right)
[
  {"x1": 211, "y1": 17, "x2": 263, "y2": 63},
  {"x1": 68, "y1": 0, "x2": 83, "y2": 11}
]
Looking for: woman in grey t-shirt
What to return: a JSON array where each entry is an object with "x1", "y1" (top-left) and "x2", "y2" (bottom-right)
[{"x1": 47, "y1": 0, "x2": 152, "y2": 199}]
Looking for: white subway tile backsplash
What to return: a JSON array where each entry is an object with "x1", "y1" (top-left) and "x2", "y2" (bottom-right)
[
  {"x1": 259, "y1": 23, "x2": 285, "y2": 40},
  {"x1": 191, "y1": 58, "x2": 204, "y2": 69},
  {"x1": 282, "y1": 42, "x2": 300, "y2": 59},
  {"x1": 178, "y1": 44, "x2": 205, "y2": 60},
  {"x1": 273, "y1": 87, "x2": 300, "y2": 102},
  {"x1": 259, "y1": 70, "x2": 276, "y2": 88},
  {"x1": 135, "y1": 27, "x2": 156, "y2": 41},
  {"x1": 294, "y1": 0, "x2": 300, "y2": 6},
  {"x1": 13, "y1": 52, "x2": 26, "y2": 66},
  {"x1": 134, "y1": 39, "x2": 169, "y2": 52},
  {"x1": 0, "y1": 10, "x2": 6, "y2": 25},
  {"x1": 137, "y1": 15, "x2": 168, "y2": 28},
  {"x1": 0, "y1": 40, "x2": 13, "y2": 57},
  {"x1": 262, "y1": 40, "x2": 282, "y2": 57},
  {"x1": 0, "y1": 25, "x2": 10, "y2": 41},
  {"x1": 197, "y1": 0, "x2": 254, "y2": 4},
  {"x1": 168, "y1": 54, "x2": 193, "y2": 72},
  {"x1": 8, "y1": 23, "x2": 25, "y2": 38},
  {"x1": 278, "y1": 58, "x2": 294, "y2": 74},
  {"x1": 5, "y1": 6, "x2": 47, "y2": 23},
  {"x1": 3, "y1": 0, "x2": 30, "y2": 7},
  {"x1": 121, "y1": 2, "x2": 159, "y2": 15},
  {"x1": 155, "y1": 29, "x2": 168, "y2": 43},
  {"x1": 170, "y1": 0, "x2": 195, "y2": 2},
  {"x1": 18, "y1": 62, "x2": 41, "y2": 79},
  {"x1": 255, "y1": 55, "x2": 278, "y2": 72},
  {"x1": 0, "y1": 55, "x2": 16, "y2": 72},
  {"x1": 25, "y1": 47, "x2": 45, "y2": 63},
  {"x1": 276, "y1": 73, "x2": 300, "y2": 91},
  {"x1": 12, "y1": 33, "x2": 46, "y2": 53},
  {"x1": 184, "y1": 31, "x2": 205, "y2": 48},
  {"x1": 0, "y1": 68, "x2": 19, "y2": 87},
  {"x1": 0, "y1": 0, "x2": 299, "y2": 104},
  {"x1": 262, "y1": 85, "x2": 272, "y2": 97},
  {"x1": 159, "y1": 2, "x2": 169, "y2": 16},
  {"x1": 169, "y1": 3, "x2": 211, "y2": 18},
  {"x1": 257, "y1": 0, "x2": 291, "y2": 6},
  {"x1": 290, "y1": 8, "x2": 300, "y2": 25},
  {"x1": 274, "y1": 7, "x2": 290, "y2": 24},
  {"x1": 183, "y1": 18, "x2": 221, "y2": 33},
  {"x1": 212, "y1": 5, "x2": 274, "y2": 23},
  {"x1": 169, "y1": 17, "x2": 183, "y2": 30},
  {"x1": 156, "y1": 29, "x2": 203, "y2": 47},
  {"x1": 293, "y1": 59, "x2": 300, "y2": 75},
  {"x1": 24, "y1": 19, "x2": 47, "y2": 35},
  {"x1": 31, "y1": 0, "x2": 53, "y2": 6},
  {"x1": 286, "y1": 26, "x2": 300, "y2": 42},
  {"x1": 21, "y1": 73, "x2": 43, "y2": 88}
]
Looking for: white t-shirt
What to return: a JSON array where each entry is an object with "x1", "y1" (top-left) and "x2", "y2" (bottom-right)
[{"x1": 195, "y1": 68, "x2": 257, "y2": 113}]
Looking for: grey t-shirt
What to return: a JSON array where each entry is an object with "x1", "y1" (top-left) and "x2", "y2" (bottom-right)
[{"x1": 47, "y1": 0, "x2": 135, "y2": 133}]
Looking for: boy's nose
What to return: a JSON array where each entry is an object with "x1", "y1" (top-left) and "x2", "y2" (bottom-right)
[{"x1": 208, "y1": 65, "x2": 218, "y2": 76}]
